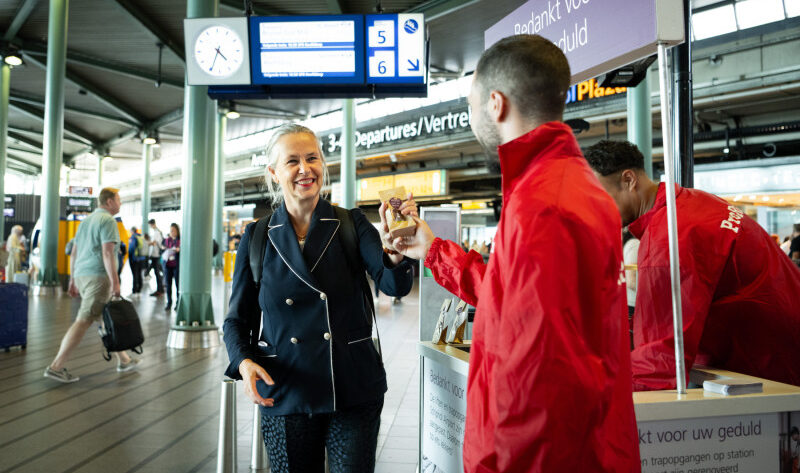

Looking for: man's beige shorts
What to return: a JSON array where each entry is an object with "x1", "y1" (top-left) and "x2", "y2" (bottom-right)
[{"x1": 75, "y1": 276, "x2": 111, "y2": 322}]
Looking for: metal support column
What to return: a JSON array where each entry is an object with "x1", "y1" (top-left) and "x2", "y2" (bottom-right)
[
  {"x1": 626, "y1": 73, "x2": 653, "y2": 179},
  {"x1": 166, "y1": 0, "x2": 221, "y2": 349},
  {"x1": 0, "y1": 64, "x2": 9, "y2": 241},
  {"x1": 212, "y1": 112, "x2": 226, "y2": 271},
  {"x1": 341, "y1": 99, "x2": 356, "y2": 208},
  {"x1": 97, "y1": 154, "x2": 104, "y2": 189},
  {"x1": 671, "y1": 0, "x2": 693, "y2": 188},
  {"x1": 37, "y1": 0, "x2": 69, "y2": 289},
  {"x1": 658, "y1": 43, "x2": 686, "y2": 395},
  {"x1": 141, "y1": 143, "x2": 152, "y2": 231}
]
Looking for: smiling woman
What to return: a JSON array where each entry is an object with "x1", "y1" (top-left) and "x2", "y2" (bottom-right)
[
  {"x1": 223, "y1": 123, "x2": 419, "y2": 472},
  {"x1": 264, "y1": 123, "x2": 330, "y2": 210}
]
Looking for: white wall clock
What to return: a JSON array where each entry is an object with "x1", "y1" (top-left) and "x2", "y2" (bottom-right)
[
  {"x1": 194, "y1": 25, "x2": 244, "y2": 77},
  {"x1": 184, "y1": 18, "x2": 251, "y2": 86}
]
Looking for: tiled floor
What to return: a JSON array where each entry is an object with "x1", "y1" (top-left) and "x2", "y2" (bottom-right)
[{"x1": 0, "y1": 272, "x2": 421, "y2": 473}]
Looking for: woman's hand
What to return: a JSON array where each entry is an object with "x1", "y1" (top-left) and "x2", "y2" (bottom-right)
[
  {"x1": 379, "y1": 193, "x2": 419, "y2": 251},
  {"x1": 238, "y1": 359, "x2": 275, "y2": 407},
  {"x1": 378, "y1": 192, "x2": 435, "y2": 261}
]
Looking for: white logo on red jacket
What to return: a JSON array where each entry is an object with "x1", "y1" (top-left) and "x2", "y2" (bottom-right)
[
  {"x1": 720, "y1": 205, "x2": 744, "y2": 234},
  {"x1": 618, "y1": 261, "x2": 626, "y2": 286}
]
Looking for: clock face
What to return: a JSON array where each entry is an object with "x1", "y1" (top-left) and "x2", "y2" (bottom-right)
[{"x1": 194, "y1": 26, "x2": 244, "y2": 77}]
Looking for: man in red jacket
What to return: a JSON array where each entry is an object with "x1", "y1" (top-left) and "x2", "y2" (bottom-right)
[
  {"x1": 585, "y1": 140, "x2": 800, "y2": 391},
  {"x1": 389, "y1": 35, "x2": 639, "y2": 472}
]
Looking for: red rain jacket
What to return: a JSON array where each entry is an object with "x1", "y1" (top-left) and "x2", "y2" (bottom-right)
[
  {"x1": 629, "y1": 183, "x2": 800, "y2": 391},
  {"x1": 424, "y1": 123, "x2": 639, "y2": 472}
]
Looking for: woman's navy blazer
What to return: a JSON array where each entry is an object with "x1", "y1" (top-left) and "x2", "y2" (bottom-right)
[{"x1": 223, "y1": 198, "x2": 414, "y2": 416}]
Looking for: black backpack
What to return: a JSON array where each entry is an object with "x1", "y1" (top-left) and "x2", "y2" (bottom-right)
[
  {"x1": 99, "y1": 298, "x2": 145, "y2": 361},
  {"x1": 248, "y1": 206, "x2": 380, "y2": 355}
]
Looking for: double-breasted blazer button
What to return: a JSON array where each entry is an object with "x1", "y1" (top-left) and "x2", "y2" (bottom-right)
[
  {"x1": 320, "y1": 292, "x2": 327, "y2": 301},
  {"x1": 285, "y1": 298, "x2": 294, "y2": 306},
  {"x1": 323, "y1": 332, "x2": 331, "y2": 341},
  {"x1": 290, "y1": 337, "x2": 299, "y2": 344}
]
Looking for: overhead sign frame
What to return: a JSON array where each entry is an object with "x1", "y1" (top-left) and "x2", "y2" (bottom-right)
[{"x1": 484, "y1": 0, "x2": 684, "y2": 85}]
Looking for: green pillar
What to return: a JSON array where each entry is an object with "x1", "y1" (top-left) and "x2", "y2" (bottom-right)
[
  {"x1": 167, "y1": 0, "x2": 220, "y2": 348},
  {"x1": 37, "y1": 0, "x2": 68, "y2": 287},
  {"x1": 141, "y1": 143, "x2": 152, "y2": 231},
  {"x1": 341, "y1": 99, "x2": 356, "y2": 208},
  {"x1": 627, "y1": 73, "x2": 653, "y2": 179},
  {"x1": 212, "y1": 112, "x2": 226, "y2": 270},
  {"x1": 0, "y1": 64, "x2": 9, "y2": 242},
  {"x1": 97, "y1": 154, "x2": 103, "y2": 189}
]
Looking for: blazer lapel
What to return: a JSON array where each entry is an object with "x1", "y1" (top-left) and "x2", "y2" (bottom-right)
[
  {"x1": 267, "y1": 205, "x2": 320, "y2": 292},
  {"x1": 303, "y1": 199, "x2": 341, "y2": 274}
]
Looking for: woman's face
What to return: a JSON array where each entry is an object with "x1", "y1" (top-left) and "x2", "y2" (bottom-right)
[
  {"x1": 170, "y1": 227, "x2": 178, "y2": 238},
  {"x1": 268, "y1": 132, "x2": 324, "y2": 207}
]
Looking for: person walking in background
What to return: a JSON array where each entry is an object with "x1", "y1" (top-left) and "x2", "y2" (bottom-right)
[
  {"x1": 790, "y1": 224, "x2": 800, "y2": 267},
  {"x1": 4, "y1": 225, "x2": 25, "y2": 281},
  {"x1": 117, "y1": 241, "x2": 126, "y2": 278},
  {"x1": 127, "y1": 227, "x2": 145, "y2": 296},
  {"x1": 44, "y1": 188, "x2": 139, "y2": 383},
  {"x1": 148, "y1": 219, "x2": 164, "y2": 297},
  {"x1": 162, "y1": 223, "x2": 180, "y2": 311}
]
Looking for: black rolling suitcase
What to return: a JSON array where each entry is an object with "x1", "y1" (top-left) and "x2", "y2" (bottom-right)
[
  {"x1": 0, "y1": 283, "x2": 28, "y2": 351},
  {"x1": 98, "y1": 297, "x2": 144, "y2": 360}
]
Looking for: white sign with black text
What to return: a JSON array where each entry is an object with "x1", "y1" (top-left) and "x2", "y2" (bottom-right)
[
  {"x1": 638, "y1": 413, "x2": 779, "y2": 473},
  {"x1": 422, "y1": 358, "x2": 467, "y2": 473}
]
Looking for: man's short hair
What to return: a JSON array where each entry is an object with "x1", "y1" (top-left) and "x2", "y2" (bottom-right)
[
  {"x1": 474, "y1": 35, "x2": 570, "y2": 124},
  {"x1": 584, "y1": 140, "x2": 645, "y2": 176},
  {"x1": 148, "y1": 219, "x2": 156, "y2": 225},
  {"x1": 98, "y1": 187, "x2": 118, "y2": 206},
  {"x1": 793, "y1": 223, "x2": 800, "y2": 233}
]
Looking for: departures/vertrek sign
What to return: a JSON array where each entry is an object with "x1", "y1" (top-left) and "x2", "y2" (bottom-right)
[{"x1": 484, "y1": 0, "x2": 684, "y2": 84}]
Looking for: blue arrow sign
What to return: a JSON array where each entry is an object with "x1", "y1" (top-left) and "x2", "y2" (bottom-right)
[{"x1": 407, "y1": 59, "x2": 420, "y2": 72}]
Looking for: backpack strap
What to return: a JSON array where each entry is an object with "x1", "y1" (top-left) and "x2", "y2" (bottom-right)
[
  {"x1": 334, "y1": 206, "x2": 381, "y2": 357},
  {"x1": 249, "y1": 213, "x2": 272, "y2": 287}
]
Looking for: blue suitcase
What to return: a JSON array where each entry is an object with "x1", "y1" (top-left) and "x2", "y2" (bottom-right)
[{"x1": 0, "y1": 283, "x2": 28, "y2": 351}]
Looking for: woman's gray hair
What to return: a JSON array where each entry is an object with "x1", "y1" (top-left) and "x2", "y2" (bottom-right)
[{"x1": 264, "y1": 123, "x2": 330, "y2": 209}]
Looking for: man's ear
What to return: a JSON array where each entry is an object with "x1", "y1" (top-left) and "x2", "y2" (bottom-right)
[
  {"x1": 487, "y1": 90, "x2": 509, "y2": 123},
  {"x1": 620, "y1": 169, "x2": 639, "y2": 191}
]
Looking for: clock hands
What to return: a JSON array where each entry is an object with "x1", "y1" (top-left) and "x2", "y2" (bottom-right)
[
  {"x1": 209, "y1": 49, "x2": 220, "y2": 72},
  {"x1": 208, "y1": 46, "x2": 228, "y2": 72}
]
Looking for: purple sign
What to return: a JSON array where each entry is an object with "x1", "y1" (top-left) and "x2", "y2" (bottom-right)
[{"x1": 485, "y1": 0, "x2": 683, "y2": 84}]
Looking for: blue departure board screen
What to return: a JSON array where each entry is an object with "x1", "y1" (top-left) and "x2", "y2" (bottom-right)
[{"x1": 249, "y1": 15, "x2": 365, "y2": 85}]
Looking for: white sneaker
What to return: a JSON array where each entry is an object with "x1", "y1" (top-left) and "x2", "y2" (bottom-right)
[
  {"x1": 44, "y1": 366, "x2": 80, "y2": 383},
  {"x1": 117, "y1": 358, "x2": 141, "y2": 372}
]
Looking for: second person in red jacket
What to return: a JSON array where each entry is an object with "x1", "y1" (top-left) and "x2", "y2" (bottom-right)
[{"x1": 585, "y1": 140, "x2": 800, "y2": 390}]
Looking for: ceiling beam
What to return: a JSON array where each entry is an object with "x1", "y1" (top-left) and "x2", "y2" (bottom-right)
[
  {"x1": 405, "y1": 0, "x2": 480, "y2": 21},
  {"x1": 114, "y1": 0, "x2": 185, "y2": 62},
  {"x1": 7, "y1": 153, "x2": 42, "y2": 174},
  {"x1": 8, "y1": 125, "x2": 94, "y2": 146},
  {"x1": 20, "y1": 44, "x2": 184, "y2": 89},
  {"x1": 24, "y1": 53, "x2": 146, "y2": 125},
  {"x1": 2, "y1": 0, "x2": 40, "y2": 42},
  {"x1": 8, "y1": 101, "x2": 97, "y2": 146},
  {"x1": 8, "y1": 130, "x2": 43, "y2": 150},
  {"x1": 326, "y1": 0, "x2": 344, "y2": 14},
  {"x1": 10, "y1": 90, "x2": 140, "y2": 127},
  {"x1": 219, "y1": 0, "x2": 293, "y2": 16}
]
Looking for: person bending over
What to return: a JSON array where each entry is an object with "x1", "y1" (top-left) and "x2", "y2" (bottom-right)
[{"x1": 585, "y1": 140, "x2": 800, "y2": 390}]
